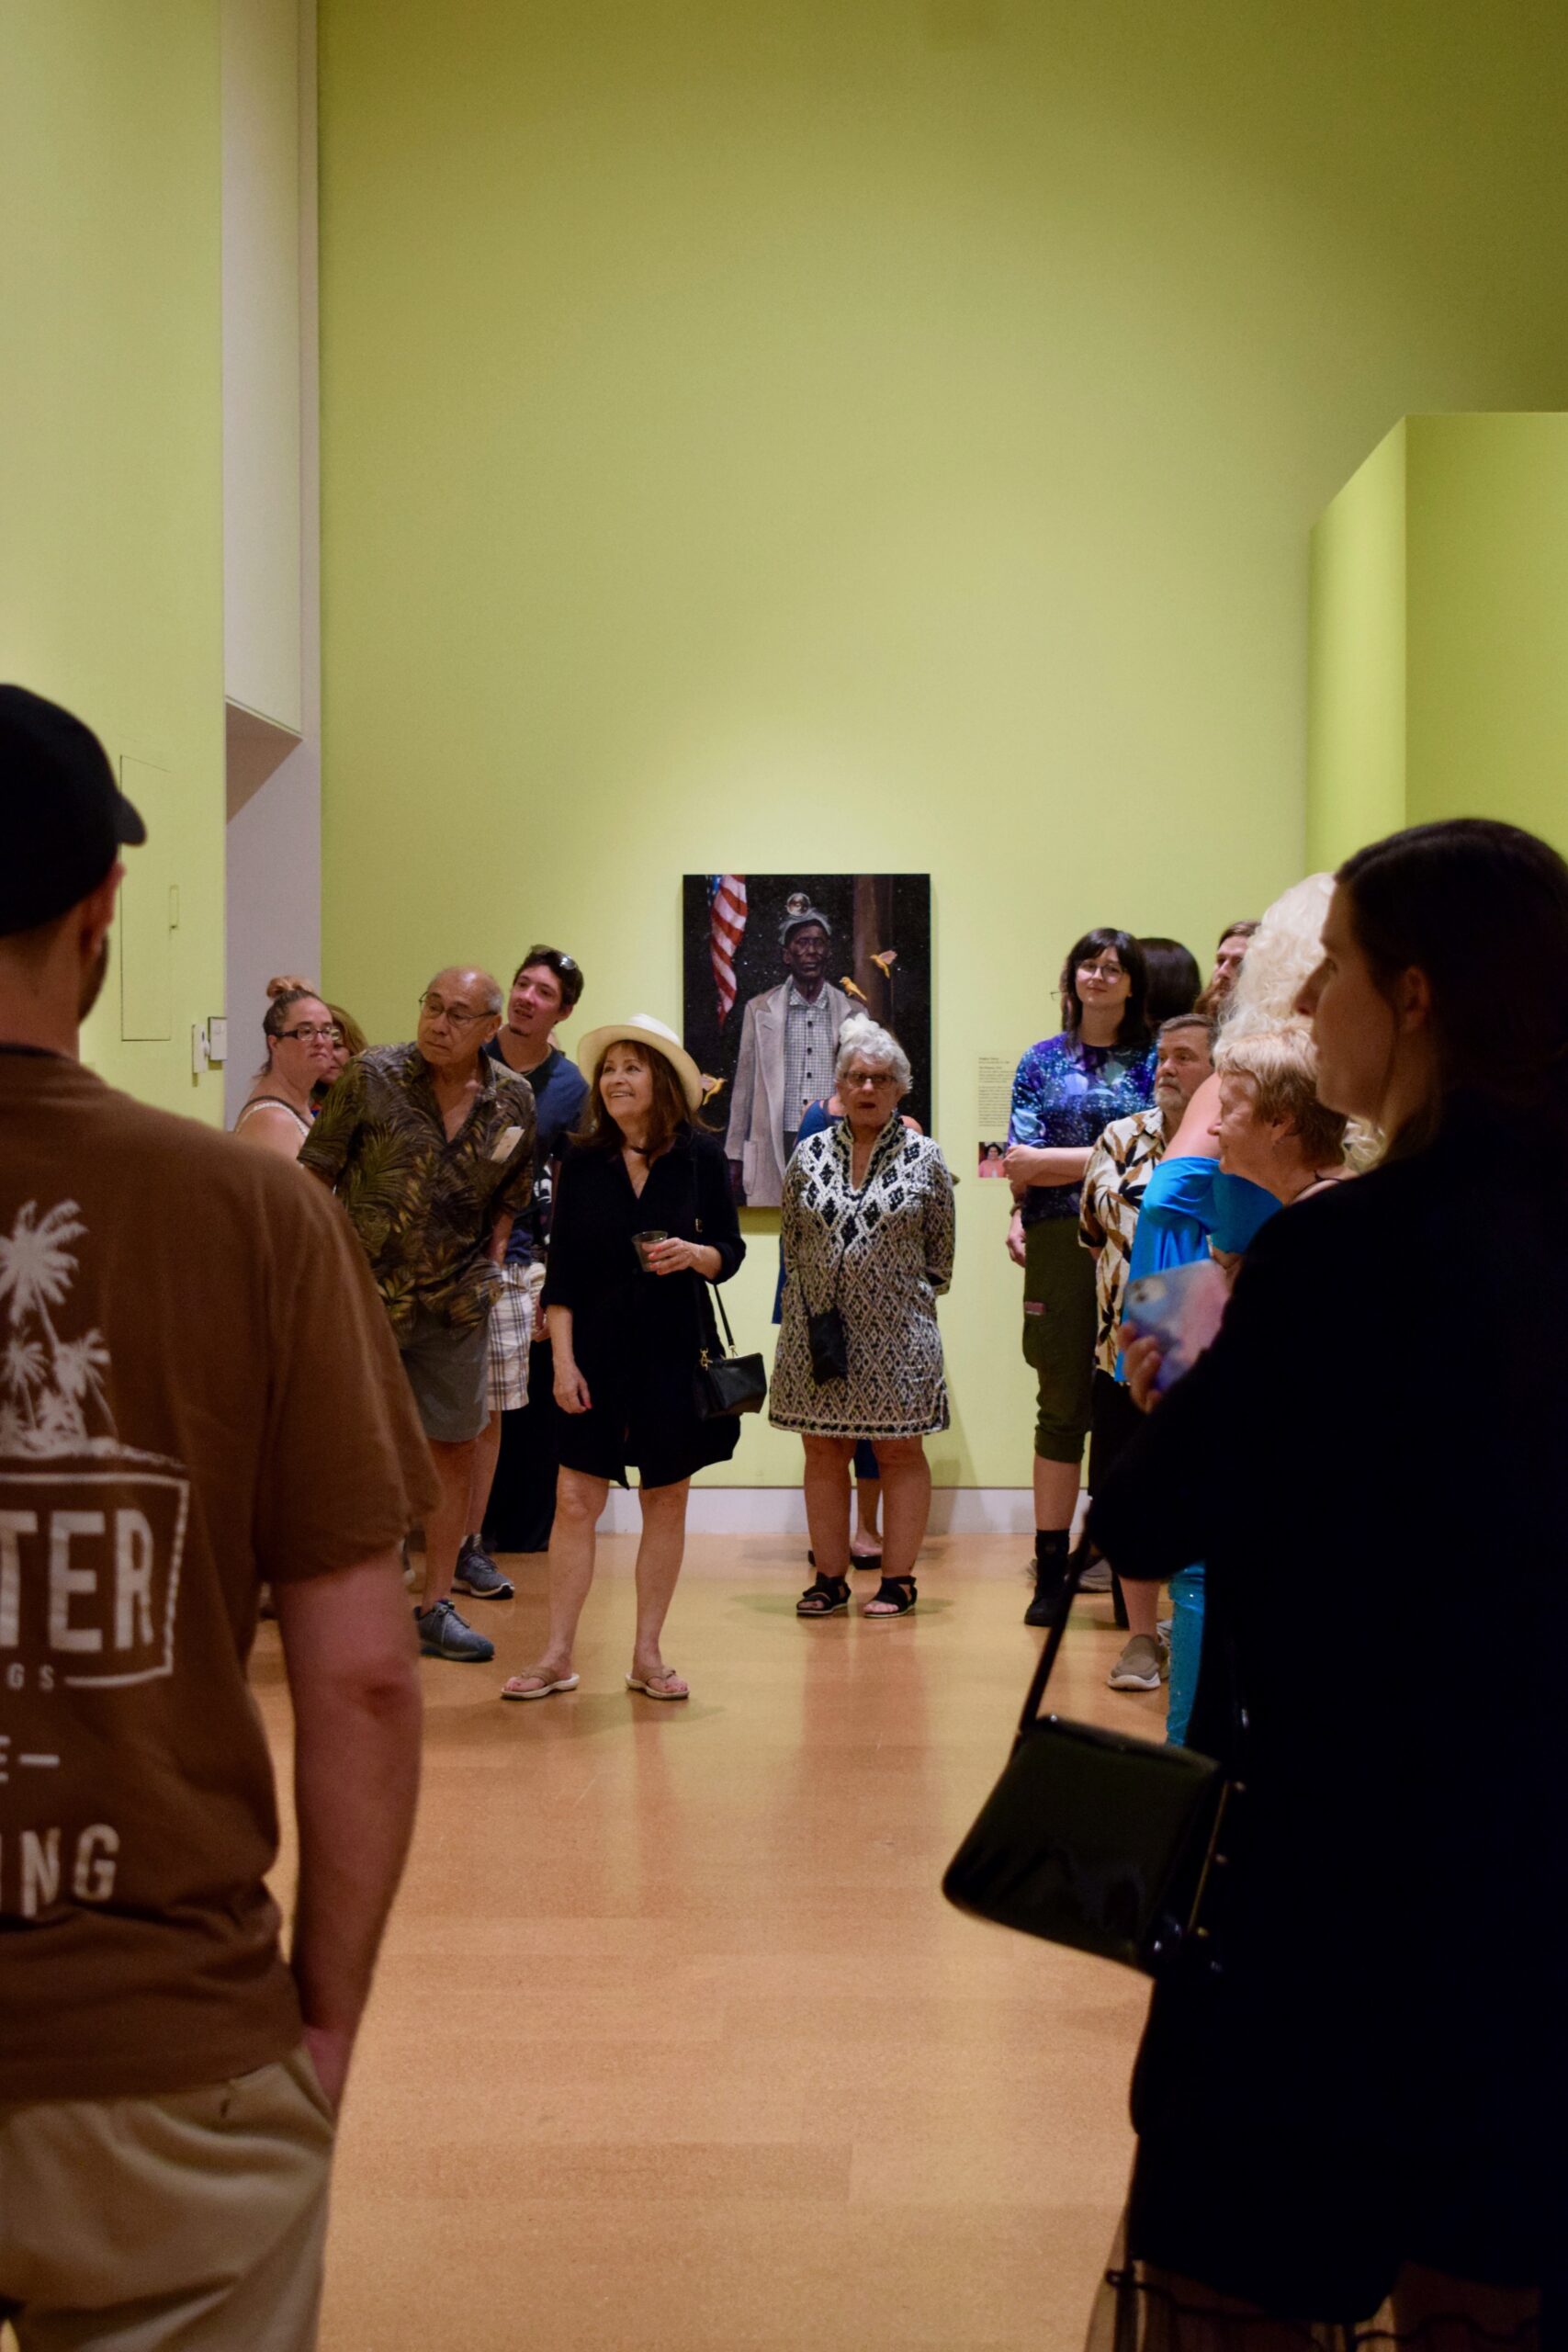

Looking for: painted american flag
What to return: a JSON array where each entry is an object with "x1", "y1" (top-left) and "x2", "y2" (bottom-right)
[{"x1": 708, "y1": 875, "x2": 748, "y2": 1026}]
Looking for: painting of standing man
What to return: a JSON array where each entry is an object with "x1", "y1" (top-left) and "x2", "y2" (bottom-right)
[
  {"x1": 683, "y1": 876, "x2": 933, "y2": 1209},
  {"x1": 724, "y1": 906, "x2": 853, "y2": 1207}
]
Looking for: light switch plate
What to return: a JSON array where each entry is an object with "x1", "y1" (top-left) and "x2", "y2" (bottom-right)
[
  {"x1": 191, "y1": 1023, "x2": 209, "y2": 1077},
  {"x1": 207, "y1": 1017, "x2": 228, "y2": 1063}
]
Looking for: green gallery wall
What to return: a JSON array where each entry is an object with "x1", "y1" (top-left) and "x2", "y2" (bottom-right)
[
  {"x1": 317, "y1": 1, "x2": 1568, "y2": 1488},
  {"x1": 2, "y1": 1, "x2": 227, "y2": 1121},
  {"x1": 1308, "y1": 413, "x2": 1568, "y2": 872},
  {"x1": 6, "y1": 8, "x2": 1568, "y2": 1488}
]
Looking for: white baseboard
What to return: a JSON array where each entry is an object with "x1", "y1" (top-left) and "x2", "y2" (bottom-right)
[{"x1": 594, "y1": 1486, "x2": 1042, "y2": 1536}]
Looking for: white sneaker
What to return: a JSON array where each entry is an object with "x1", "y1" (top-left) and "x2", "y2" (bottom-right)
[{"x1": 1107, "y1": 1634, "x2": 1168, "y2": 1691}]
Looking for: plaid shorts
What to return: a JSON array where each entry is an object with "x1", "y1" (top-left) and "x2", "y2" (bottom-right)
[{"x1": 485, "y1": 1263, "x2": 534, "y2": 1412}]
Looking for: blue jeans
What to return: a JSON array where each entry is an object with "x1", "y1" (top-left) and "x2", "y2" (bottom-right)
[{"x1": 1166, "y1": 1562, "x2": 1206, "y2": 1747}]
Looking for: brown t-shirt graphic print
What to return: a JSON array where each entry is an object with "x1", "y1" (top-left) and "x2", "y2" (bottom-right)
[
  {"x1": 0, "y1": 1054, "x2": 438, "y2": 2102},
  {"x1": 2, "y1": 1200, "x2": 189, "y2": 1694}
]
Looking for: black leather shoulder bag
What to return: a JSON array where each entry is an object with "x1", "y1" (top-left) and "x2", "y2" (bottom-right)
[
  {"x1": 686, "y1": 1152, "x2": 767, "y2": 1419},
  {"x1": 942, "y1": 1539, "x2": 1231, "y2": 1976},
  {"x1": 692, "y1": 1276, "x2": 768, "y2": 1419}
]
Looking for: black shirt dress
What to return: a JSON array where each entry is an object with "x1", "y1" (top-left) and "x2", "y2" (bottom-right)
[
  {"x1": 541, "y1": 1128, "x2": 746, "y2": 1490},
  {"x1": 1088, "y1": 1115, "x2": 1565, "y2": 2324}
]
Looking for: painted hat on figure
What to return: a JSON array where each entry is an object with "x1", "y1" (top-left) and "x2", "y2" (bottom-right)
[
  {"x1": 576, "y1": 1014, "x2": 705, "y2": 1114},
  {"x1": 779, "y1": 899, "x2": 831, "y2": 945}
]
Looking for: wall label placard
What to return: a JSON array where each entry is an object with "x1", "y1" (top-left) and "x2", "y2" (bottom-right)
[{"x1": 977, "y1": 1055, "x2": 1012, "y2": 1181}]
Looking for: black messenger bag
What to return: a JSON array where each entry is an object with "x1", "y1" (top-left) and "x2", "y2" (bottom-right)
[
  {"x1": 693, "y1": 1279, "x2": 767, "y2": 1419},
  {"x1": 942, "y1": 1540, "x2": 1230, "y2": 1976}
]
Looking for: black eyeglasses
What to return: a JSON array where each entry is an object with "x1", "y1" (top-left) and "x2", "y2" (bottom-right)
[
  {"x1": 418, "y1": 993, "x2": 492, "y2": 1028},
  {"x1": 277, "y1": 1023, "x2": 337, "y2": 1043}
]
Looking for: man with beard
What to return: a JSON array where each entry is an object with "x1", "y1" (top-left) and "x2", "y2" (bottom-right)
[
  {"x1": 1078, "y1": 1012, "x2": 1215, "y2": 1689},
  {"x1": 0, "y1": 685, "x2": 431, "y2": 2348},
  {"x1": 724, "y1": 905, "x2": 853, "y2": 1207}
]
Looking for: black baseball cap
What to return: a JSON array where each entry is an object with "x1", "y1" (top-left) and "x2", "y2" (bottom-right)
[{"x1": 0, "y1": 684, "x2": 145, "y2": 937}]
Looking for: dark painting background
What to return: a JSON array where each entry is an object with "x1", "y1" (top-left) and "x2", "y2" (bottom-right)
[{"x1": 682, "y1": 874, "x2": 933, "y2": 1141}]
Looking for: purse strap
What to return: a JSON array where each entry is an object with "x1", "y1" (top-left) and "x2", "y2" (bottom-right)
[
  {"x1": 800, "y1": 1124, "x2": 850, "y2": 1321},
  {"x1": 687, "y1": 1141, "x2": 736, "y2": 1364},
  {"x1": 705, "y1": 1279, "x2": 738, "y2": 1358},
  {"x1": 1012, "y1": 1530, "x2": 1095, "y2": 1742}
]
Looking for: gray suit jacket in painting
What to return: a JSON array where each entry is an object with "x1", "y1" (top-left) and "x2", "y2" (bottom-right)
[{"x1": 722, "y1": 978, "x2": 854, "y2": 1207}]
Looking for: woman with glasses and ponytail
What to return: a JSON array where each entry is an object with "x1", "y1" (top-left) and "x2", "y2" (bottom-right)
[{"x1": 231, "y1": 980, "x2": 339, "y2": 1160}]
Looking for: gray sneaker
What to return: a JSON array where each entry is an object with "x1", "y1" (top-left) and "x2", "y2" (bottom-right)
[
  {"x1": 1077, "y1": 1556, "x2": 1113, "y2": 1594},
  {"x1": 1107, "y1": 1634, "x2": 1168, "y2": 1691},
  {"x1": 453, "y1": 1539, "x2": 514, "y2": 1600},
  {"x1": 412, "y1": 1599, "x2": 496, "y2": 1662}
]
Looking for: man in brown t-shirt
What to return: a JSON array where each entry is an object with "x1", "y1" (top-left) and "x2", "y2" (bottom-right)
[{"x1": 0, "y1": 686, "x2": 436, "y2": 2350}]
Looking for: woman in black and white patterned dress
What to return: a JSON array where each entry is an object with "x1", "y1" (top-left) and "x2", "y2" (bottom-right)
[{"x1": 771, "y1": 1017, "x2": 955, "y2": 1619}]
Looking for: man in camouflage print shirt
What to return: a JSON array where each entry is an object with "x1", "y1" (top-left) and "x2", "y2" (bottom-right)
[{"x1": 305, "y1": 967, "x2": 536, "y2": 1662}]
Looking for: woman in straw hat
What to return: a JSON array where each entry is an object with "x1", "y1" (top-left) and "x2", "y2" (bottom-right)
[{"x1": 502, "y1": 1015, "x2": 744, "y2": 1703}]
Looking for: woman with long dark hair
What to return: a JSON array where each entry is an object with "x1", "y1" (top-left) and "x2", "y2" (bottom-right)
[
  {"x1": 1005, "y1": 927, "x2": 1155, "y2": 1624},
  {"x1": 1139, "y1": 936, "x2": 1201, "y2": 1027},
  {"x1": 501, "y1": 1016, "x2": 743, "y2": 1703},
  {"x1": 1089, "y1": 819, "x2": 1567, "y2": 2347}
]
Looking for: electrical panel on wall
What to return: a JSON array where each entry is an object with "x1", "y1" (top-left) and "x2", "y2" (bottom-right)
[{"x1": 118, "y1": 757, "x2": 177, "y2": 1042}]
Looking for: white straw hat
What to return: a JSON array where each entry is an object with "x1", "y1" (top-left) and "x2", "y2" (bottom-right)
[{"x1": 576, "y1": 1013, "x2": 705, "y2": 1114}]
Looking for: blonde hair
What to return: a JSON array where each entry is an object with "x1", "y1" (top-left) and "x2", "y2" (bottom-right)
[
  {"x1": 324, "y1": 1001, "x2": 367, "y2": 1058},
  {"x1": 834, "y1": 1013, "x2": 912, "y2": 1098},
  {"x1": 1219, "y1": 875, "x2": 1332, "y2": 1043},
  {"x1": 1222, "y1": 872, "x2": 1381, "y2": 1167},
  {"x1": 1215, "y1": 1026, "x2": 1348, "y2": 1170}
]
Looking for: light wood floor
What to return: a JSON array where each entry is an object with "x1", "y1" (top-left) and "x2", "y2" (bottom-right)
[{"x1": 251, "y1": 1532, "x2": 1162, "y2": 2352}]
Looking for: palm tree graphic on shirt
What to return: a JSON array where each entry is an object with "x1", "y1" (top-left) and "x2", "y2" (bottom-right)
[{"x1": 0, "y1": 1201, "x2": 121, "y2": 1459}]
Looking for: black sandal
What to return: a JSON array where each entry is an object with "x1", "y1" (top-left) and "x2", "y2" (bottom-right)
[
  {"x1": 863, "y1": 1575, "x2": 917, "y2": 1618},
  {"x1": 796, "y1": 1573, "x2": 852, "y2": 1616}
]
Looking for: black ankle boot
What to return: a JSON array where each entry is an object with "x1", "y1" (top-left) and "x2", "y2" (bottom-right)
[{"x1": 1024, "y1": 1533, "x2": 1070, "y2": 1628}]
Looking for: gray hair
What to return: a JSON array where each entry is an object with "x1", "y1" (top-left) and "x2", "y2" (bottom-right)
[
  {"x1": 1157, "y1": 1012, "x2": 1216, "y2": 1048},
  {"x1": 834, "y1": 1012, "x2": 912, "y2": 1097}
]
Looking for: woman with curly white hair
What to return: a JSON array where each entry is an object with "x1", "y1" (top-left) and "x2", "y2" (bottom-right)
[
  {"x1": 772, "y1": 1016, "x2": 955, "y2": 1619},
  {"x1": 1112, "y1": 877, "x2": 1348, "y2": 1736}
]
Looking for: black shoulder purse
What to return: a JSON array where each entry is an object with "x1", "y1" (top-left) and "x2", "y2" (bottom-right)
[
  {"x1": 942, "y1": 1538, "x2": 1230, "y2": 1976},
  {"x1": 692, "y1": 1279, "x2": 767, "y2": 1419},
  {"x1": 686, "y1": 1151, "x2": 767, "y2": 1419}
]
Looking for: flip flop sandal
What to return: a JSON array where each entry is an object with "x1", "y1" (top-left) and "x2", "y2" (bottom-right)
[
  {"x1": 796, "y1": 1574, "x2": 852, "y2": 1616},
  {"x1": 626, "y1": 1669, "x2": 690, "y2": 1702},
  {"x1": 863, "y1": 1576, "x2": 917, "y2": 1618},
  {"x1": 500, "y1": 1670, "x2": 581, "y2": 1702}
]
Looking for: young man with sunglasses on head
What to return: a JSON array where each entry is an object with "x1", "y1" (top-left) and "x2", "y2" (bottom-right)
[{"x1": 464, "y1": 945, "x2": 590, "y2": 1567}]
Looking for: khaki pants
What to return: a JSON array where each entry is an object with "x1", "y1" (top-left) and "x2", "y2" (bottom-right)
[{"x1": 0, "y1": 2047, "x2": 333, "y2": 2351}]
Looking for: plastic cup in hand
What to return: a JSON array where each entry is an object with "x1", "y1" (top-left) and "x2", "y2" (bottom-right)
[{"x1": 633, "y1": 1229, "x2": 669, "y2": 1272}]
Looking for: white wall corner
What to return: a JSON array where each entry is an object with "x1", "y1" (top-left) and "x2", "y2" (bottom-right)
[{"x1": 221, "y1": 0, "x2": 321, "y2": 1124}]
